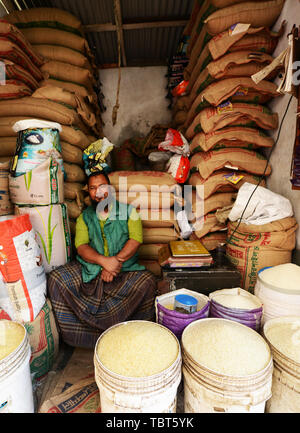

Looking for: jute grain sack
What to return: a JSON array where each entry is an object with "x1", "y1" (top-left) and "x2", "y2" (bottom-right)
[
  {"x1": 186, "y1": 78, "x2": 279, "y2": 124},
  {"x1": 191, "y1": 148, "x2": 272, "y2": 179},
  {"x1": 0, "y1": 80, "x2": 32, "y2": 100},
  {"x1": 0, "y1": 39, "x2": 43, "y2": 81},
  {"x1": 186, "y1": 103, "x2": 278, "y2": 138},
  {"x1": 69, "y1": 219, "x2": 76, "y2": 236},
  {"x1": 139, "y1": 208, "x2": 178, "y2": 228},
  {"x1": 187, "y1": 26, "x2": 212, "y2": 75},
  {"x1": 21, "y1": 27, "x2": 90, "y2": 54},
  {"x1": 33, "y1": 44, "x2": 94, "y2": 71},
  {"x1": 189, "y1": 51, "x2": 274, "y2": 101},
  {"x1": 64, "y1": 162, "x2": 86, "y2": 183},
  {"x1": 117, "y1": 191, "x2": 175, "y2": 209},
  {"x1": 142, "y1": 227, "x2": 180, "y2": 244},
  {"x1": 0, "y1": 161, "x2": 13, "y2": 216},
  {"x1": 188, "y1": 0, "x2": 217, "y2": 56},
  {"x1": 109, "y1": 171, "x2": 178, "y2": 192},
  {"x1": 193, "y1": 212, "x2": 227, "y2": 238},
  {"x1": 61, "y1": 141, "x2": 83, "y2": 165},
  {"x1": 226, "y1": 217, "x2": 298, "y2": 292},
  {"x1": 183, "y1": 0, "x2": 203, "y2": 37},
  {"x1": 24, "y1": 298, "x2": 59, "y2": 380},
  {"x1": 9, "y1": 158, "x2": 64, "y2": 205},
  {"x1": 41, "y1": 60, "x2": 95, "y2": 91},
  {"x1": 209, "y1": 26, "x2": 282, "y2": 61},
  {"x1": 204, "y1": 0, "x2": 285, "y2": 36},
  {"x1": 138, "y1": 244, "x2": 166, "y2": 260},
  {"x1": 0, "y1": 97, "x2": 82, "y2": 127},
  {"x1": 188, "y1": 170, "x2": 266, "y2": 199},
  {"x1": 65, "y1": 199, "x2": 83, "y2": 220},
  {"x1": 64, "y1": 182, "x2": 85, "y2": 205},
  {"x1": 173, "y1": 110, "x2": 188, "y2": 127},
  {"x1": 4, "y1": 7, "x2": 82, "y2": 34},
  {"x1": 211, "y1": 0, "x2": 261, "y2": 6},
  {"x1": 4, "y1": 59, "x2": 40, "y2": 90},
  {"x1": 0, "y1": 136, "x2": 17, "y2": 156},
  {"x1": 188, "y1": 190, "x2": 236, "y2": 217},
  {"x1": 190, "y1": 127, "x2": 274, "y2": 153},
  {"x1": 60, "y1": 126, "x2": 91, "y2": 150},
  {"x1": 185, "y1": 27, "x2": 280, "y2": 85},
  {"x1": 0, "y1": 20, "x2": 44, "y2": 67},
  {"x1": 199, "y1": 231, "x2": 228, "y2": 250},
  {"x1": 39, "y1": 78, "x2": 92, "y2": 99},
  {"x1": 138, "y1": 260, "x2": 162, "y2": 277},
  {"x1": 32, "y1": 85, "x2": 78, "y2": 108}
]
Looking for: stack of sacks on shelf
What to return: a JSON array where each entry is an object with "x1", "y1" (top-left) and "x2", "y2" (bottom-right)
[
  {"x1": 0, "y1": 19, "x2": 44, "y2": 162},
  {"x1": 1, "y1": 8, "x2": 104, "y2": 225},
  {"x1": 171, "y1": 0, "x2": 285, "y2": 249},
  {"x1": 0, "y1": 19, "x2": 44, "y2": 102},
  {"x1": 108, "y1": 171, "x2": 182, "y2": 277}
]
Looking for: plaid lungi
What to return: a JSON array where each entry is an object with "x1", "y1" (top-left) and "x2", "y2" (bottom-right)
[{"x1": 47, "y1": 261, "x2": 158, "y2": 348}]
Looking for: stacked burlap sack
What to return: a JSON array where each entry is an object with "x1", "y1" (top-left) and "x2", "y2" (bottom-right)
[
  {"x1": 171, "y1": 0, "x2": 285, "y2": 249},
  {"x1": 108, "y1": 171, "x2": 182, "y2": 277},
  {"x1": 0, "y1": 9, "x2": 104, "y2": 226}
]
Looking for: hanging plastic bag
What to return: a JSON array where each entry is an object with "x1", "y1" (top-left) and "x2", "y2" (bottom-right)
[
  {"x1": 166, "y1": 154, "x2": 190, "y2": 184},
  {"x1": 172, "y1": 80, "x2": 189, "y2": 97},
  {"x1": 158, "y1": 128, "x2": 190, "y2": 156},
  {"x1": 83, "y1": 137, "x2": 114, "y2": 177}
]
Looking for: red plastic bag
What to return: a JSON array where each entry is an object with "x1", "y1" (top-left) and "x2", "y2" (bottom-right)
[
  {"x1": 167, "y1": 154, "x2": 190, "y2": 184},
  {"x1": 158, "y1": 128, "x2": 190, "y2": 156},
  {"x1": 172, "y1": 80, "x2": 189, "y2": 97}
]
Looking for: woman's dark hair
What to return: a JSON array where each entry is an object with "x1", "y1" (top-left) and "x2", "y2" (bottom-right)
[{"x1": 87, "y1": 171, "x2": 111, "y2": 185}]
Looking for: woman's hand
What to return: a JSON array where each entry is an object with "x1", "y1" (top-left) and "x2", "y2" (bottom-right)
[
  {"x1": 101, "y1": 256, "x2": 122, "y2": 274},
  {"x1": 101, "y1": 269, "x2": 115, "y2": 283}
]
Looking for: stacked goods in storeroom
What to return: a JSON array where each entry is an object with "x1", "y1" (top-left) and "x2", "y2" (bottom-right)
[
  {"x1": 171, "y1": 0, "x2": 286, "y2": 250},
  {"x1": 0, "y1": 19, "x2": 44, "y2": 163},
  {"x1": 108, "y1": 171, "x2": 182, "y2": 277},
  {"x1": 2, "y1": 8, "x2": 105, "y2": 228}
]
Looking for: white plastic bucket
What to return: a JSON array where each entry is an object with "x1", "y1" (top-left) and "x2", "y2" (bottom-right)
[
  {"x1": 182, "y1": 318, "x2": 273, "y2": 413},
  {"x1": 263, "y1": 316, "x2": 300, "y2": 413},
  {"x1": 254, "y1": 266, "x2": 300, "y2": 326},
  {"x1": 94, "y1": 320, "x2": 182, "y2": 413},
  {"x1": 0, "y1": 321, "x2": 34, "y2": 413}
]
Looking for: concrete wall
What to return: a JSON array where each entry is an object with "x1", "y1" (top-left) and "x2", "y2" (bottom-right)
[
  {"x1": 99, "y1": 66, "x2": 172, "y2": 146},
  {"x1": 267, "y1": 0, "x2": 300, "y2": 249}
]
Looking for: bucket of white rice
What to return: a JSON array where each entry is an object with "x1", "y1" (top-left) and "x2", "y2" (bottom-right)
[
  {"x1": 264, "y1": 316, "x2": 300, "y2": 413},
  {"x1": 182, "y1": 318, "x2": 273, "y2": 413},
  {"x1": 209, "y1": 288, "x2": 263, "y2": 331},
  {"x1": 94, "y1": 320, "x2": 182, "y2": 413}
]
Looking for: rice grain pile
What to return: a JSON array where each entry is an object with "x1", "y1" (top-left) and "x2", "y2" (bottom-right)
[
  {"x1": 264, "y1": 317, "x2": 300, "y2": 364},
  {"x1": 0, "y1": 320, "x2": 25, "y2": 361},
  {"x1": 259, "y1": 263, "x2": 300, "y2": 292},
  {"x1": 97, "y1": 321, "x2": 179, "y2": 377},
  {"x1": 183, "y1": 319, "x2": 271, "y2": 376},
  {"x1": 212, "y1": 293, "x2": 261, "y2": 310}
]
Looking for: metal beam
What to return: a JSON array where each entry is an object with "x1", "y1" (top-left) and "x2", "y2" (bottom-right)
[{"x1": 83, "y1": 19, "x2": 189, "y2": 33}]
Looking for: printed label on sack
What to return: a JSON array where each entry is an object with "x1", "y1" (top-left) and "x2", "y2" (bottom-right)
[
  {"x1": 6, "y1": 280, "x2": 29, "y2": 323},
  {"x1": 234, "y1": 87, "x2": 249, "y2": 97},
  {"x1": 229, "y1": 23, "x2": 251, "y2": 36},
  {"x1": 223, "y1": 172, "x2": 244, "y2": 184},
  {"x1": 217, "y1": 101, "x2": 233, "y2": 115}
]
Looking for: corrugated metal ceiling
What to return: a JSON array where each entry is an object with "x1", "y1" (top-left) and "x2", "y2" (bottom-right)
[{"x1": 8, "y1": 0, "x2": 193, "y2": 67}]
